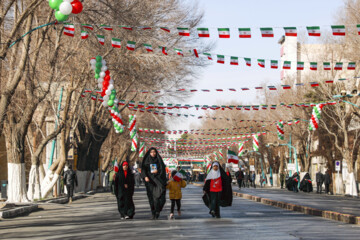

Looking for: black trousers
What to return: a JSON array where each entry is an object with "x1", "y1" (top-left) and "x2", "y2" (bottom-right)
[
  {"x1": 145, "y1": 182, "x2": 166, "y2": 215},
  {"x1": 170, "y1": 199, "x2": 181, "y2": 214},
  {"x1": 237, "y1": 179, "x2": 242, "y2": 188},
  {"x1": 281, "y1": 180, "x2": 284, "y2": 189},
  {"x1": 317, "y1": 182, "x2": 322, "y2": 193},
  {"x1": 325, "y1": 184, "x2": 330, "y2": 194},
  {"x1": 210, "y1": 192, "x2": 221, "y2": 216},
  {"x1": 66, "y1": 184, "x2": 74, "y2": 200}
]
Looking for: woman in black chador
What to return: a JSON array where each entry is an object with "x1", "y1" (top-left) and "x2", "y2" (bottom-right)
[
  {"x1": 203, "y1": 162, "x2": 233, "y2": 218},
  {"x1": 114, "y1": 161, "x2": 135, "y2": 219},
  {"x1": 141, "y1": 147, "x2": 167, "y2": 219}
]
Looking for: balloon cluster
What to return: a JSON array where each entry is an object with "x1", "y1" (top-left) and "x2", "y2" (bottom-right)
[
  {"x1": 90, "y1": 56, "x2": 124, "y2": 134},
  {"x1": 49, "y1": 0, "x2": 83, "y2": 22}
]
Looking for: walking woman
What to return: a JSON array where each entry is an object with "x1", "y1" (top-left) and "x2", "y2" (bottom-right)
[
  {"x1": 114, "y1": 161, "x2": 135, "y2": 219},
  {"x1": 141, "y1": 147, "x2": 167, "y2": 219},
  {"x1": 203, "y1": 162, "x2": 232, "y2": 218}
]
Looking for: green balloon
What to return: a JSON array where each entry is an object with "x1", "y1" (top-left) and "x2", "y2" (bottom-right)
[
  {"x1": 107, "y1": 100, "x2": 114, "y2": 107},
  {"x1": 114, "y1": 125, "x2": 120, "y2": 130},
  {"x1": 112, "y1": 105, "x2": 117, "y2": 111},
  {"x1": 54, "y1": 11, "x2": 69, "y2": 22},
  {"x1": 96, "y1": 56, "x2": 102, "y2": 62},
  {"x1": 94, "y1": 73, "x2": 100, "y2": 79},
  {"x1": 111, "y1": 89, "x2": 116, "y2": 94},
  {"x1": 119, "y1": 128, "x2": 124, "y2": 133},
  {"x1": 95, "y1": 68, "x2": 101, "y2": 74},
  {"x1": 49, "y1": 0, "x2": 63, "y2": 10},
  {"x1": 95, "y1": 62, "x2": 102, "y2": 69}
]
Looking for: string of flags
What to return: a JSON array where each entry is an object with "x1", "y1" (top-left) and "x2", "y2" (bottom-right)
[
  {"x1": 64, "y1": 24, "x2": 360, "y2": 70},
  {"x1": 66, "y1": 23, "x2": 360, "y2": 39}
]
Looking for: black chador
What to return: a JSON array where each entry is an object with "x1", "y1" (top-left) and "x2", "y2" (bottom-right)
[
  {"x1": 114, "y1": 161, "x2": 135, "y2": 219},
  {"x1": 141, "y1": 147, "x2": 167, "y2": 219}
]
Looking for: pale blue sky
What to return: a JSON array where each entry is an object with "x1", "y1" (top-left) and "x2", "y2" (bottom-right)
[{"x1": 167, "y1": 0, "x2": 345, "y2": 130}]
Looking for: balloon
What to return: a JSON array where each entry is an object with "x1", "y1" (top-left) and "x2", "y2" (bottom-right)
[
  {"x1": 102, "y1": 102, "x2": 108, "y2": 107},
  {"x1": 54, "y1": 11, "x2": 69, "y2": 21},
  {"x1": 100, "y1": 72, "x2": 106, "y2": 78},
  {"x1": 95, "y1": 62, "x2": 102, "y2": 69},
  {"x1": 114, "y1": 99, "x2": 119, "y2": 105},
  {"x1": 103, "y1": 95, "x2": 109, "y2": 101},
  {"x1": 105, "y1": 70, "x2": 110, "y2": 75},
  {"x1": 119, "y1": 128, "x2": 124, "y2": 133},
  {"x1": 109, "y1": 79, "x2": 114, "y2": 84},
  {"x1": 104, "y1": 75, "x2": 110, "y2": 81},
  {"x1": 95, "y1": 68, "x2": 101, "y2": 74},
  {"x1": 59, "y1": 2, "x2": 72, "y2": 15},
  {"x1": 102, "y1": 60, "x2": 107, "y2": 65},
  {"x1": 111, "y1": 89, "x2": 116, "y2": 94},
  {"x1": 90, "y1": 59, "x2": 96, "y2": 65},
  {"x1": 94, "y1": 73, "x2": 99, "y2": 79},
  {"x1": 97, "y1": 83, "x2": 102, "y2": 88},
  {"x1": 101, "y1": 66, "x2": 108, "y2": 72},
  {"x1": 97, "y1": 79, "x2": 103, "y2": 84},
  {"x1": 96, "y1": 56, "x2": 102, "y2": 62},
  {"x1": 71, "y1": 0, "x2": 83, "y2": 14},
  {"x1": 49, "y1": 0, "x2": 63, "y2": 10},
  {"x1": 108, "y1": 84, "x2": 114, "y2": 90},
  {"x1": 105, "y1": 89, "x2": 112, "y2": 95},
  {"x1": 107, "y1": 100, "x2": 114, "y2": 107},
  {"x1": 64, "y1": 0, "x2": 72, "y2": 2},
  {"x1": 110, "y1": 94, "x2": 116, "y2": 100}
]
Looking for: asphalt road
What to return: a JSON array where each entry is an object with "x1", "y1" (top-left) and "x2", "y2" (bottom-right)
[{"x1": 0, "y1": 185, "x2": 359, "y2": 240}]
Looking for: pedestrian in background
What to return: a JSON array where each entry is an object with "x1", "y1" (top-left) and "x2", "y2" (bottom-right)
[
  {"x1": 280, "y1": 171, "x2": 285, "y2": 189},
  {"x1": 235, "y1": 169, "x2": 244, "y2": 189},
  {"x1": 243, "y1": 171, "x2": 249, "y2": 188},
  {"x1": 166, "y1": 170, "x2": 187, "y2": 220},
  {"x1": 316, "y1": 169, "x2": 324, "y2": 194},
  {"x1": 324, "y1": 170, "x2": 332, "y2": 194},
  {"x1": 251, "y1": 172, "x2": 256, "y2": 188},
  {"x1": 292, "y1": 172, "x2": 299, "y2": 193},
  {"x1": 134, "y1": 169, "x2": 142, "y2": 188},
  {"x1": 63, "y1": 165, "x2": 78, "y2": 204}
]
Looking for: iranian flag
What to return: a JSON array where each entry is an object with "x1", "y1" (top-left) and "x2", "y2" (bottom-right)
[
  {"x1": 323, "y1": 62, "x2": 331, "y2": 70},
  {"x1": 283, "y1": 61, "x2": 291, "y2": 69},
  {"x1": 238, "y1": 28, "x2": 251, "y2": 38},
  {"x1": 174, "y1": 48, "x2": 183, "y2": 56},
  {"x1": 159, "y1": 46, "x2": 168, "y2": 55},
  {"x1": 331, "y1": 25, "x2": 345, "y2": 36},
  {"x1": 97, "y1": 35, "x2": 105, "y2": 45},
  {"x1": 297, "y1": 61, "x2": 304, "y2": 70},
  {"x1": 271, "y1": 60, "x2": 278, "y2": 69},
  {"x1": 100, "y1": 24, "x2": 113, "y2": 31},
  {"x1": 334, "y1": 62, "x2": 343, "y2": 70},
  {"x1": 282, "y1": 85, "x2": 291, "y2": 89},
  {"x1": 111, "y1": 38, "x2": 121, "y2": 48},
  {"x1": 218, "y1": 28, "x2": 230, "y2": 38},
  {"x1": 177, "y1": 27, "x2": 190, "y2": 36},
  {"x1": 307, "y1": 26, "x2": 321, "y2": 36},
  {"x1": 260, "y1": 27, "x2": 274, "y2": 37},
  {"x1": 192, "y1": 49, "x2": 199, "y2": 58},
  {"x1": 160, "y1": 27, "x2": 170, "y2": 32},
  {"x1": 120, "y1": 25, "x2": 133, "y2": 30},
  {"x1": 268, "y1": 86, "x2": 277, "y2": 90},
  {"x1": 217, "y1": 55, "x2": 225, "y2": 64},
  {"x1": 113, "y1": 160, "x2": 119, "y2": 173},
  {"x1": 357, "y1": 25, "x2": 360, "y2": 35},
  {"x1": 230, "y1": 56, "x2": 239, "y2": 65},
  {"x1": 227, "y1": 150, "x2": 239, "y2": 164},
  {"x1": 143, "y1": 43, "x2": 153, "y2": 52},
  {"x1": 284, "y1": 27, "x2": 297, "y2": 37},
  {"x1": 64, "y1": 24, "x2": 75, "y2": 37},
  {"x1": 203, "y1": 53, "x2": 213, "y2": 60},
  {"x1": 347, "y1": 62, "x2": 356, "y2": 70},
  {"x1": 197, "y1": 28, "x2": 210, "y2": 37},
  {"x1": 258, "y1": 59, "x2": 265, "y2": 68},
  {"x1": 81, "y1": 31, "x2": 88, "y2": 39},
  {"x1": 244, "y1": 58, "x2": 251, "y2": 66},
  {"x1": 310, "y1": 62, "x2": 318, "y2": 70},
  {"x1": 126, "y1": 41, "x2": 136, "y2": 51},
  {"x1": 81, "y1": 24, "x2": 93, "y2": 30}
]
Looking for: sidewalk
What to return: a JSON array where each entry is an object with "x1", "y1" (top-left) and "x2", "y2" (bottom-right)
[{"x1": 233, "y1": 187, "x2": 360, "y2": 224}]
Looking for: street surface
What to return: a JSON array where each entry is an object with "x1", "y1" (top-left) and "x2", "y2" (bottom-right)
[{"x1": 0, "y1": 185, "x2": 360, "y2": 239}]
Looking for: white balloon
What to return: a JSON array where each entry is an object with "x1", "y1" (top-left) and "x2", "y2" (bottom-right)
[
  {"x1": 90, "y1": 65, "x2": 96, "y2": 70},
  {"x1": 103, "y1": 95, "x2": 109, "y2": 101},
  {"x1": 102, "y1": 102, "x2": 108, "y2": 107},
  {"x1": 114, "y1": 99, "x2": 119, "y2": 105},
  {"x1": 97, "y1": 83, "x2": 102, "y2": 88},
  {"x1": 102, "y1": 60, "x2": 107, "y2": 65},
  {"x1": 108, "y1": 84, "x2": 114, "y2": 90},
  {"x1": 101, "y1": 66, "x2": 108, "y2": 72},
  {"x1": 115, "y1": 130, "x2": 120, "y2": 134},
  {"x1": 109, "y1": 79, "x2": 114, "y2": 84},
  {"x1": 59, "y1": 2, "x2": 72, "y2": 15},
  {"x1": 90, "y1": 59, "x2": 96, "y2": 65},
  {"x1": 63, "y1": 0, "x2": 72, "y2": 2},
  {"x1": 105, "y1": 89, "x2": 112, "y2": 95},
  {"x1": 97, "y1": 79, "x2": 103, "y2": 84}
]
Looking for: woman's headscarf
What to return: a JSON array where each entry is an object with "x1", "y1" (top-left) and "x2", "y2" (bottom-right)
[{"x1": 205, "y1": 162, "x2": 221, "y2": 180}]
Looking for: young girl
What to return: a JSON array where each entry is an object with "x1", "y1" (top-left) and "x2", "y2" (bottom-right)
[{"x1": 166, "y1": 170, "x2": 187, "y2": 219}]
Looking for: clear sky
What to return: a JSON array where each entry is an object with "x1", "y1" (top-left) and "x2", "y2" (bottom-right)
[{"x1": 166, "y1": 0, "x2": 345, "y2": 131}]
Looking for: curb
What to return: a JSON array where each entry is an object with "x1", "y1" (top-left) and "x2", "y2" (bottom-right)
[
  {"x1": 0, "y1": 204, "x2": 39, "y2": 219},
  {"x1": 46, "y1": 194, "x2": 87, "y2": 204},
  {"x1": 232, "y1": 192, "x2": 360, "y2": 225}
]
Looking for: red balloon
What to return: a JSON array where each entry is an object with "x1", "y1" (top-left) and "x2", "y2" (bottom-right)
[
  {"x1": 104, "y1": 75, "x2": 110, "y2": 81},
  {"x1": 105, "y1": 70, "x2": 110, "y2": 75},
  {"x1": 71, "y1": 0, "x2": 83, "y2": 14},
  {"x1": 103, "y1": 82, "x2": 109, "y2": 88}
]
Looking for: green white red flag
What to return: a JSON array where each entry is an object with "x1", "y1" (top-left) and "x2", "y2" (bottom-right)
[
  {"x1": 218, "y1": 28, "x2": 230, "y2": 38},
  {"x1": 159, "y1": 46, "x2": 167, "y2": 55},
  {"x1": 126, "y1": 41, "x2": 136, "y2": 51},
  {"x1": 331, "y1": 25, "x2": 345, "y2": 36},
  {"x1": 177, "y1": 27, "x2": 190, "y2": 36},
  {"x1": 310, "y1": 62, "x2": 318, "y2": 70},
  {"x1": 97, "y1": 35, "x2": 105, "y2": 45},
  {"x1": 323, "y1": 62, "x2": 331, "y2": 70},
  {"x1": 143, "y1": 43, "x2": 153, "y2": 52},
  {"x1": 252, "y1": 134, "x2": 259, "y2": 151},
  {"x1": 174, "y1": 48, "x2": 183, "y2": 56},
  {"x1": 81, "y1": 31, "x2": 88, "y2": 39},
  {"x1": 258, "y1": 59, "x2": 265, "y2": 68},
  {"x1": 357, "y1": 25, "x2": 360, "y2": 35},
  {"x1": 283, "y1": 61, "x2": 291, "y2": 69},
  {"x1": 120, "y1": 25, "x2": 133, "y2": 30},
  {"x1": 230, "y1": 56, "x2": 239, "y2": 65},
  {"x1": 260, "y1": 28, "x2": 274, "y2": 37},
  {"x1": 197, "y1": 28, "x2": 210, "y2": 37},
  {"x1": 160, "y1": 27, "x2": 170, "y2": 32},
  {"x1": 203, "y1": 53, "x2": 212, "y2": 60},
  {"x1": 284, "y1": 27, "x2": 297, "y2": 37},
  {"x1": 307, "y1": 26, "x2": 321, "y2": 36},
  {"x1": 271, "y1": 60, "x2": 278, "y2": 69},
  {"x1": 238, "y1": 28, "x2": 251, "y2": 38},
  {"x1": 244, "y1": 58, "x2": 251, "y2": 66},
  {"x1": 297, "y1": 61, "x2": 304, "y2": 70},
  {"x1": 111, "y1": 38, "x2": 121, "y2": 48},
  {"x1": 217, "y1": 55, "x2": 225, "y2": 64},
  {"x1": 227, "y1": 150, "x2": 239, "y2": 164},
  {"x1": 348, "y1": 62, "x2": 356, "y2": 70},
  {"x1": 238, "y1": 142, "x2": 244, "y2": 157},
  {"x1": 100, "y1": 24, "x2": 113, "y2": 31},
  {"x1": 64, "y1": 24, "x2": 75, "y2": 37},
  {"x1": 81, "y1": 24, "x2": 93, "y2": 30},
  {"x1": 334, "y1": 62, "x2": 343, "y2": 70}
]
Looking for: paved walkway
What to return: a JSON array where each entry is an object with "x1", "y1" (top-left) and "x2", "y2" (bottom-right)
[
  {"x1": 0, "y1": 185, "x2": 360, "y2": 239},
  {"x1": 233, "y1": 187, "x2": 360, "y2": 217}
]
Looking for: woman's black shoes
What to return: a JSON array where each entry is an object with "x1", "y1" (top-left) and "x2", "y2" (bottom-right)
[
  {"x1": 210, "y1": 211, "x2": 216, "y2": 217},
  {"x1": 155, "y1": 212, "x2": 160, "y2": 219}
]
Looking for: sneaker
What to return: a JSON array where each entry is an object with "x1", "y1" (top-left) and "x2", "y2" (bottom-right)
[
  {"x1": 125, "y1": 216, "x2": 130, "y2": 219},
  {"x1": 169, "y1": 213, "x2": 174, "y2": 220},
  {"x1": 151, "y1": 215, "x2": 156, "y2": 220},
  {"x1": 121, "y1": 217, "x2": 125, "y2": 220},
  {"x1": 210, "y1": 210, "x2": 216, "y2": 217},
  {"x1": 177, "y1": 210, "x2": 181, "y2": 216},
  {"x1": 155, "y1": 212, "x2": 160, "y2": 219}
]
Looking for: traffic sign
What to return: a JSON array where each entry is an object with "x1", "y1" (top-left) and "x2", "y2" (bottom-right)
[{"x1": 335, "y1": 160, "x2": 341, "y2": 171}]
